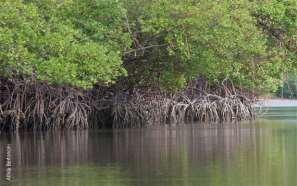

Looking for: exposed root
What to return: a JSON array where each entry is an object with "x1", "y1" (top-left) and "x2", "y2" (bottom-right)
[
  {"x1": 0, "y1": 77, "x2": 255, "y2": 130},
  {"x1": 112, "y1": 80, "x2": 255, "y2": 128},
  {"x1": 0, "y1": 78, "x2": 91, "y2": 130},
  {"x1": 112, "y1": 91, "x2": 170, "y2": 128}
]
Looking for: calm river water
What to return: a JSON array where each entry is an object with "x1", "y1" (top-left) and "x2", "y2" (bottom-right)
[{"x1": 0, "y1": 115, "x2": 297, "y2": 185}]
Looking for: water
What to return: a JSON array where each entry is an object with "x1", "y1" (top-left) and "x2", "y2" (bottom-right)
[
  {"x1": 0, "y1": 120, "x2": 297, "y2": 186},
  {"x1": 257, "y1": 106, "x2": 297, "y2": 120}
]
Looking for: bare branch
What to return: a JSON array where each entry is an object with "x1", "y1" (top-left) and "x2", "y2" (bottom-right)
[{"x1": 124, "y1": 44, "x2": 167, "y2": 56}]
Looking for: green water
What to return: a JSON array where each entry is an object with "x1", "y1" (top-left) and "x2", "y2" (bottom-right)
[
  {"x1": 1, "y1": 117, "x2": 297, "y2": 185},
  {"x1": 258, "y1": 107, "x2": 297, "y2": 121}
]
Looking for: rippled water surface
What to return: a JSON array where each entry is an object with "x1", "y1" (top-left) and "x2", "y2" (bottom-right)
[{"x1": 0, "y1": 119, "x2": 297, "y2": 186}]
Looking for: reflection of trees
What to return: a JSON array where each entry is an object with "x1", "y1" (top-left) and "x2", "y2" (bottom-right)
[
  {"x1": 0, "y1": 122, "x2": 296, "y2": 186},
  {"x1": 0, "y1": 125, "x2": 254, "y2": 186},
  {"x1": 207, "y1": 121, "x2": 297, "y2": 186},
  {"x1": 112, "y1": 125, "x2": 258, "y2": 186},
  {"x1": 1, "y1": 131, "x2": 90, "y2": 168},
  {"x1": 0, "y1": 131, "x2": 130, "y2": 186}
]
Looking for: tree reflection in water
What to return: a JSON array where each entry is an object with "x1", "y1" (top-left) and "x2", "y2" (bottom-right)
[{"x1": 0, "y1": 121, "x2": 296, "y2": 186}]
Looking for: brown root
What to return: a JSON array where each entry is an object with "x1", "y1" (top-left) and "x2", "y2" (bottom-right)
[
  {"x1": 0, "y1": 77, "x2": 255, "y2": 130},
  {"x1": 0, "y1": 78, "x2": 91, "y2": 130},
  {"x1": 111, "y1": 79, "x2": 255, "y2": 128}
]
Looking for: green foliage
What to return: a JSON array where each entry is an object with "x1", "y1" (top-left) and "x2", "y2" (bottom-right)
[
  {"x1": 276, "y1": 73, "x2": 297, "y2": 98},
  {"x1": 122, "y1": 0, "x2": 288, "y2": 92},
  {"x1": 0, "y1": 0, "x2": 130, "y2": 88},
  {"x1": 1, "y1": 0, "x2": 297, "y2": 93},
  {"x1": 254, "y1": 0, "x2": 297, "y2": 81},
  {"x1": 253, "y1": 0, "x2": 297, "y2": 93}
]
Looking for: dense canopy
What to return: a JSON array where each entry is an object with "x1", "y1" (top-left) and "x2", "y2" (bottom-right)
[{"x1": 1, "y1": 0, "x2": 297, "y2": 93}]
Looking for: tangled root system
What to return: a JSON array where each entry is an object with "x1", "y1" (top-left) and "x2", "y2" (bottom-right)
[
  {"x1": 112, "y1": 91, "x2": 254, "y2": 128},
  {"x1": 0, "y1": 78, "x2": 90, "y2": 130},
  {"x1": 0, "y1": 77, "x2": 255, "y2": 130}
]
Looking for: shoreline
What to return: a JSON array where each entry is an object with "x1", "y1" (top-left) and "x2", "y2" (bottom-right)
[{"x1": 255, "y1": 99, "x2": 297, "y2": 107}]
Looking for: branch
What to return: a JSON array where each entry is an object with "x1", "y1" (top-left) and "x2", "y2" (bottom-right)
[{"x1": 124, "y1": 44, "x2": 167, "y2": 56}]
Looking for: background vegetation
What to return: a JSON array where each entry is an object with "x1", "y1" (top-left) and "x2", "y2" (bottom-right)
[{"x1": 1, "y1": 0, "x2": 297, "y2": 93}]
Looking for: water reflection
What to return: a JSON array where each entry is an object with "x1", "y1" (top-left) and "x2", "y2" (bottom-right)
[
  {"x1": 0, "y1": 121, "x2": 296, "y2": 186},
  {"x1": 5, "y1": 144, "x2": 12, "y2": 181}
]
